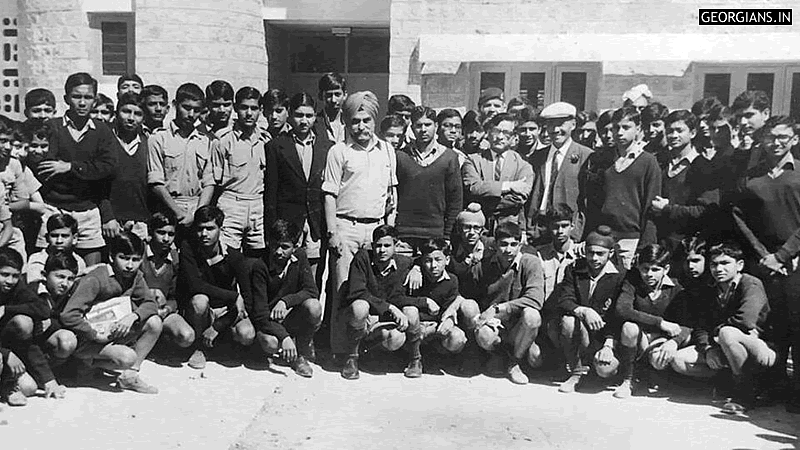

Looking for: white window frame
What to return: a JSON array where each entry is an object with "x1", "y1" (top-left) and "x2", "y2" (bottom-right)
[{"x1": 694, "y1": 62, "x2": 799, "y2": 115}]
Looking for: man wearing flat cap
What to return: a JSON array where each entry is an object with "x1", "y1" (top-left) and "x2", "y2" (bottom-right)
[
  {"x1": 526, "y1": 102, "x2": 592, "y2": 245},
  {"x1": 478, "y1": 87, "x2": 506, "y2": 125}
]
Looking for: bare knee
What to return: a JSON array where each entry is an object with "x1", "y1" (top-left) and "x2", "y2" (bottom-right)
[
  {"x1": 144, "y1": 315, "x2": 163, "y2": 336},
  {"x1": 527, "y1": 342, "x2": 544, "y2": 368},
  {"x1": 348, "y1": 300, "x2": 370, "y2": 324},
  {"x1": 475, "y1": 325, "x2": 500, "y2": 351},
  {"x1": 520, "y1": 308, "x2": 541, "y2": 330},
  {"x1": 257, "y1": 332, "x2": 280, "y2": 354},
  {"x1": 302, "y1": 298, "x2": 323, "y2": 325},
  {"x1": 442, "y1": 328, "x2": 467, "y2": 353},
  {"x1": 402, "y1": 306, "x2": 420, "y2": 326},
  {"x1": 560, "y1": 315, "x2": 577, "y2": 337},
  {"x1": 114, "y1": 347, "x2": 137, "y2": 369},
  {"x1": 620, "y1": 322, "x2": 640, "y2": 346},
  {"x1": 717, "y1": 326, "x2": 742, "y2": 348},
  {"x1": 459, "y1": 299, "x2": 480, "y2": 326},
  {"x1": 17, "y1": 373, "x2": 37, "y2": 396},
  {"x1": 190, "y1": 294, "x2": 210, "y2": 315},
  {"x1": 55, "y1": 331, "x2": 78, "y2": 358},
  {"x1": 383, "y1": 329, "x2": 406, "y2": 352},
  {"x1": 234, "y1": 322, "x2": 256, "y2": 346},
  {"x1": 175, "y1": 326, "x2": 195, "y2": 348},
  {"x1": 6, "y1": 315, "x2": 34, "y2": 340}
]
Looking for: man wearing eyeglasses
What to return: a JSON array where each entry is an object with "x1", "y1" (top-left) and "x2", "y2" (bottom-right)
[{"x1": 462, "y1": 113, "x2": 533, "y2": 232}]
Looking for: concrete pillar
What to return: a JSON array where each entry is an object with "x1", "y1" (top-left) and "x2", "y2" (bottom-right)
[
  {"x1": 17, "y1": 0, "x2": 93, "y2": 106},
  {"x1": 135, "y1": 0, "x2": 268, "y2": 97}
]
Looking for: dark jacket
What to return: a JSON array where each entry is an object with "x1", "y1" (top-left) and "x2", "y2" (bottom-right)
[{"x1": 553, "y1": 260, "x2": 627, "y2": 339}]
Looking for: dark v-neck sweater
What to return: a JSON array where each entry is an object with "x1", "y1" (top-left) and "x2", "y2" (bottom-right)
[
  {"x1": 600, "y1": 151, "x2": 661, "y2": 243},
  {"x1": 100, "y1": 134, "x2": 150, "y2": 224},
  {"x1": 396, "y1": 148, "x2": 463, "y2": 240}
]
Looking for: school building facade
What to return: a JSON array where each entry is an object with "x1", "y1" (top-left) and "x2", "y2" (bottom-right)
[{"x1": 1, "y1": 0, "x2": 798, "y2": 119}]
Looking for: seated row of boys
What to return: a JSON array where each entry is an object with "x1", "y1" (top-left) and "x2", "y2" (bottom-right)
[{"x1": 0, "y1": 200, "x2": 779, "y2": 416}]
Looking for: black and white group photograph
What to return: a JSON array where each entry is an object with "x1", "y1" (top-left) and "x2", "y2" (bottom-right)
[{"x1": 0, "y1": 0, "x2": 798, "y2": 448}]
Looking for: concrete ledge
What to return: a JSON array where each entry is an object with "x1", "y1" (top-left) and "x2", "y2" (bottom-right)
[{"x1": 82, "y1": 0, "x2": 132, "y2": 13}]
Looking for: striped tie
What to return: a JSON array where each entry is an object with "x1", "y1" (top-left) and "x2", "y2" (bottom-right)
[{"x1": 494, "y1": 154, "x2": 503, "y2": 181}]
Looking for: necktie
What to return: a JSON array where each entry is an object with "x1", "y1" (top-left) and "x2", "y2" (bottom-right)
[
  {"x1": 494, "y1": 154, "x2": 503, "y2": 181},
  {"x1": 547, "y1": 150, "x2": 560, "y2": 210}
]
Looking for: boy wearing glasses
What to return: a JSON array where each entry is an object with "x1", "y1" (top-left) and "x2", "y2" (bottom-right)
[{"x1": 462, "y1": 113, "x2": 533, "y2": 231}]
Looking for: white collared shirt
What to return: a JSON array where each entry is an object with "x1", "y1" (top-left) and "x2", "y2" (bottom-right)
[
  {"x1": 589, "y1": 260, "x2": 619, "y2": 298},
  {"x1": 667, "y1": 146, "x2": 699, "y2": 178},
  {"x1": 63, "y1": 115, "x2": 96, "y2": 143},
  {"x1": 115, "y1": 131, "x2": 142, "y2": 157},
  {"x1": 648, "y1": 275, "x2": 676, "y2": 301},
  {"x1": 539, "y1": 138, "x2": 571, "y2": 212},
  {"x1": 768, "y1": 151, "x2": 796, "y2": 179},
  {"x1": 206, "y1": 243, "x2": 228, "y2": 267},
  {"x1": 614, "y1": 141, "x2": 645, "y2": 173},
  {"x1": 412, "y1": 140, "x2": 446, "y2": 167},
  {"x1": 373, "y1": 258, "x2": 398, "y2": 277},
  {"x1": 278, "y1": 254, "x2": 298, "y2": 280}
]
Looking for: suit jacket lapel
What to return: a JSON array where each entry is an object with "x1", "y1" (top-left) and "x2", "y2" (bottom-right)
[
  {"x1": 309, "y1": 135, "x2": 328, "y2": 180},
  {"x1": 279, "y1": 137, "x2": 306, "y2": 182},
  {"x1": 481, "y1": 150, "x2": 494, "y2": 180},
  {"x1": 577, "y1": 270, "x2": 591, "y2": 303}
]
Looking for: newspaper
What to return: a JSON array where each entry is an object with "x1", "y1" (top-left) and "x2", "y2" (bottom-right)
[{"x1": 84, "y1": 296, "x2": 132, "y2": 338}]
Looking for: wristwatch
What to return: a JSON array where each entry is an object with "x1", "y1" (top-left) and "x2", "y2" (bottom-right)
[{"x1": 493, "y1": 304, "x2": 502, "y2": 314}]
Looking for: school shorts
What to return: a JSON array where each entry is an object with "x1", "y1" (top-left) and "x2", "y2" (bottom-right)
[
  {"x1": 217, "y1": 192, "x2": 264, "y2": 250},
  {"x1": 36, "y1": 207, "x2": 105, "y2": 249},
  {"x1": 73, "y1": 322, "x2": 146, "y2": 359}
]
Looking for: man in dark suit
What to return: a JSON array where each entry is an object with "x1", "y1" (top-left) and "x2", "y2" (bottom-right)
[
  {"x1": 265, "y1": 93, "x2": 333, "y2": 289},
  {"x1": 462, "y1": 113, "x2": 533, "y2": 232},
  {"x1": 526, "y1": 102, "x2": 592, "y2": 245}
]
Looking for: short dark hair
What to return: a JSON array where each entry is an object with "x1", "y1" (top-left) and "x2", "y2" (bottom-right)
[
  {"x1": 64, "y1": 72, "x2": 97, "y2": 96},
  {"x1": 142, "y1": 84, "x2": 168, "y2": 102},
  {"x1": 596, "y1": 109, "x2": 615, "y2": 131},
  {"x1": 665, "y1": 110, "x2": 698, "y2": 131},
  {"x1": 731, "y1": 90, "x2": 771, "y2": 114},
  {"x1": 46, "y1": 213, "x2": 78, "y2": 234},
  {"x1": 380, "y1": 114, "x2": 407, "y2": 133},
  {"x1": 485, "y1": 112, "x2": 517, "y2": 130},
  {"x1": 318, "y1": 72, "x2": 346, "y2": 93},
  {"x1": 95, "y1": 93, "x2": 114, "y2": 109},
  {"x1": 175, "y1": 83, "x2": 205, "y2": 104},
  {"x1": 641, "y1": 102, "x2": 669, "y2": 124},
  {"x1": 25, "y1": 88, "x2": 56, "y2": 110},
  {"x1": 267, "y1": 219, "x2": 301, "y2": 244},
  {"x1": 545, "y1": 203, "x2": 574, "y2": 224},
  {"x1": 612, "y1": 106, "x2": 641, "y2": 126},
  {"x1": 507, "y1": 96, "x2": 531, "y2": 110},
  {"x1": 420, "y1": 238, "x2": 452, "y2": 257},
  {"x1": 494, "y1": 221, "x2": 522, "y2": 241},
  {"x1": 235, "y1": 86, "x2": 261, "y2": 105},
  {"x1": 707, "y1": 241, "x2": 744, "y2": 262},
  {"x1": 411, "y1": 106, "x2": 436, "y2": 124},
  {"x1": 388, "y1": 95, "x2": 415, "y2": 114},
  {"x1": 0, "y1": 247, "x2": 23, "y2": 271},
  {"x1": 679, "y1": 235, "x2": 708, "y2": 257},
  {"x1": 44, "y1": 250, "x2": 79, "y2": 275},
  {"x1": 206, "y1": 80, "x2": 234, "y2": 102},
  {"x1": 691, "y1": 96, "x2": 724, "y2": 118},
  {"x1": 22, "y1": 119, "x2": 51, "y2": 142},
  {"x1": 116, "y1": 92, "x2": 142, "y2": 112},
  {"x1": 289, "y1": 92, "x2": 316, "y2": 112},
  {"x1": 194, "y1": 205, "x2": 225, "y2": 228},
  {"x1": 576, "y1": 110, "x2": 598, "y2": 128},
  {"x1": 436, "y1": 108, "x2": 462, "y2": 125},
  {"x1": 372, "y1": 224, "x2": 399, "y2": 242},
  {"x1": 261, "y1": 88, "x2": 289, "y2": 111},
  {"x1": 516, "y1": 105, "x2": 540, "y2": 125},
  {"x1": 149, "y1": 211, "x2": 177, "y2": 233},
  {"x1": 762, "y1": 115, "x2": 796, "y2": 133},
  {"x1": 117, "y1": 74, "x2": 143, "y2": 90},
  {"x1": 636, "y1": 244, "x2": 671, "y2": 268},
  {"x1": 463, "y1": 110, "x2": 482, "y2": 132},
  {"x1": 108, "y1": 231, "x2": 145, "y2": 256}
]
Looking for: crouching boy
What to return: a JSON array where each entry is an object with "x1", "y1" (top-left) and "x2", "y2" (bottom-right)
[
  {"x1": 60, "y1": 232, "x2": 162, "y2": 394},
  {"x1": 670, "y1": 242, "x2": 775, "y2": 414},
  {"x1": 253, "y1": 220, "x2": 322, "y2": 378},
  {"x1": 340, "y1": 225, "x2": 432, "y2": 380},
  {"x1": 552, "y1": 226, "x2": 626, "y2": 394},
  {"x1": 471, "y1": 222, "x2": 546, "y2": 385}
]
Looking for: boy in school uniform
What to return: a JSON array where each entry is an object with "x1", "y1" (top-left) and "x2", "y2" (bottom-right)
[
  {"x1": 140, "y1": 212, "x2": 194, "y2": 349},
  {"x1": 147, "y1": 83, "x2": 215, "y2": 231},
  {"x1": 211, "y1": 87, "x2": 268, "y2": 257},
  {"x1": 535, "y1": 204, "x2": 581, "y2": 303},
  {"x1": 141, "y1": 85, "x2": 170, "y2": 137},
  {"x1": 380, "y1": 115, "x2": 408, "y2": 153},
  {"x1": 36, "y1": 72, "x2": 118, "y2": 265},
  {"x1": 101, "y1": 92, "x2": 150, "y2": 242},
  {"x1": 60, "y1": 232, "x2": 163, "y2": 394},
  {"x1": 340, "y1": 225, "x2": 432, "y2": 380},
  {"x1": 252, "y1": 219, "x2": 322, "y2": 377},
  {"x1": 116, "y1": 74, "x2": 143, "y2": 98},
  {"x1": 203, "y1": 80, "x2": 235, "y2": 137},
  {"x1": 553, "y1": 226, "x2": 627, "y2": 393},
  {"x1": 90, "y1": 94, "x2": 114, "y2": 124},
  {"x1": 26, "y1": 213, "x2": 87, "y2": 284},
  {"x1": 387, "y1": 94, "x2": 416, "y2": 148},
  {"x1": 261, "y1": 89, "x2": 293, "y2": 143},
  {"x1": 641, "y1": 102, "x2": 670, "y2": 163},
  {"x1": 178, "y1": 206, "x2": 265, "y2": 369},
  {"x1": 0, "y1": 247, "x2": 57, "y2": 404},
  {"x1": 471, "y1": 221, "x2": 546, "y2": 385},
  {"x1": 23, "y1": 88, "x2": 56, "y2": 121},
  {"x1": 599, "y1": 106, "x2": 661, "y2": 269},
  {"x1": 315, "y1": 73, "x2": 347, "y2": 144}
]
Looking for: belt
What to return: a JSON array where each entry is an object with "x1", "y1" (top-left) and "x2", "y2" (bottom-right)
[
  {"x1": 220, "y1": 191, "x2": 263, "y2": 201},
  {"x1": 336, "y1": 214, "x2": 382, "y2": 224}
]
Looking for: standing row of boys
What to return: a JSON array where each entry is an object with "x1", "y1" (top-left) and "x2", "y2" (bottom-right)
[{"x1": 0, "y1": 72, "x2": 796, "y2": 416}]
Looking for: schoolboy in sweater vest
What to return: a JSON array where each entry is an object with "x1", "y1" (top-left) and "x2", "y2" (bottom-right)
[
  {"x1": 396, "y1": 106, "x2": 462, "y2": 251},
  {"x1": 141, "y1": 212, "x2": 194, "y2": 349},
  {"x1": 253, "y1": 220, "x2": 321, "y2": 378},
  {"x1": 600, "y1": 106, "x2": 661, "y2": 269},
  {"x1": 553, "y1": 226, "x2": 626, "y2": 394},
  {"x1": 672, "y1": 242, "x2": 774, "y2": 414},
  {"x1": 100, "y1": 92, "x2": 150, "y2": 242},
  {"x1": 211, "y1": 87, "x2": 268, "y2": 257},
  {"x1": 0, "y1": 247, "x2": 54, "y2": 404},
  {"x1": 147, "y1": 83, "x2": 215, "y2": 232},
  {"x1": 37, "y1": 72, "x2": 118, "y2": 265},
  {"x1": 61, "y1": 232, "x2": 162, "y2": 394},
  {"x1": 614, "y1": 244, "x2": 691, "y2": 399},
  {"x1": 731, "y1": 116, "x2": 800, "y2": 413},
  {"x1": 471, "y1": 221, "x2": 545, "y2": 385},
  {"x1": 340, "y1": 225, "x2": 429, "y2": 380}
]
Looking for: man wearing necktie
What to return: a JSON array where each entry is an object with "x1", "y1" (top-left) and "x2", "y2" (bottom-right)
[
  {"x1": 462, "y1": 113, "x2": 533, "y2": 232},
  {"x1": 526, "y1": 102, "x2": 593, "y2": 246}
]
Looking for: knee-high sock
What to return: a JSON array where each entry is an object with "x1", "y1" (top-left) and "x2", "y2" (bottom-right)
[{"x1": 618, "y1": 345, "x2": 636, "y2": 382}]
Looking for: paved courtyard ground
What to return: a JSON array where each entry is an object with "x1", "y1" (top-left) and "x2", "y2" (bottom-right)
[{"x1": 2, "y1": 349, "x2": 798, "y2": 450}]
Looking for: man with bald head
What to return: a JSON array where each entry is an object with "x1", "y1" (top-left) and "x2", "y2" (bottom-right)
[{"x1": 322, "y1": 91, "x2": 400, "y2": 356}]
